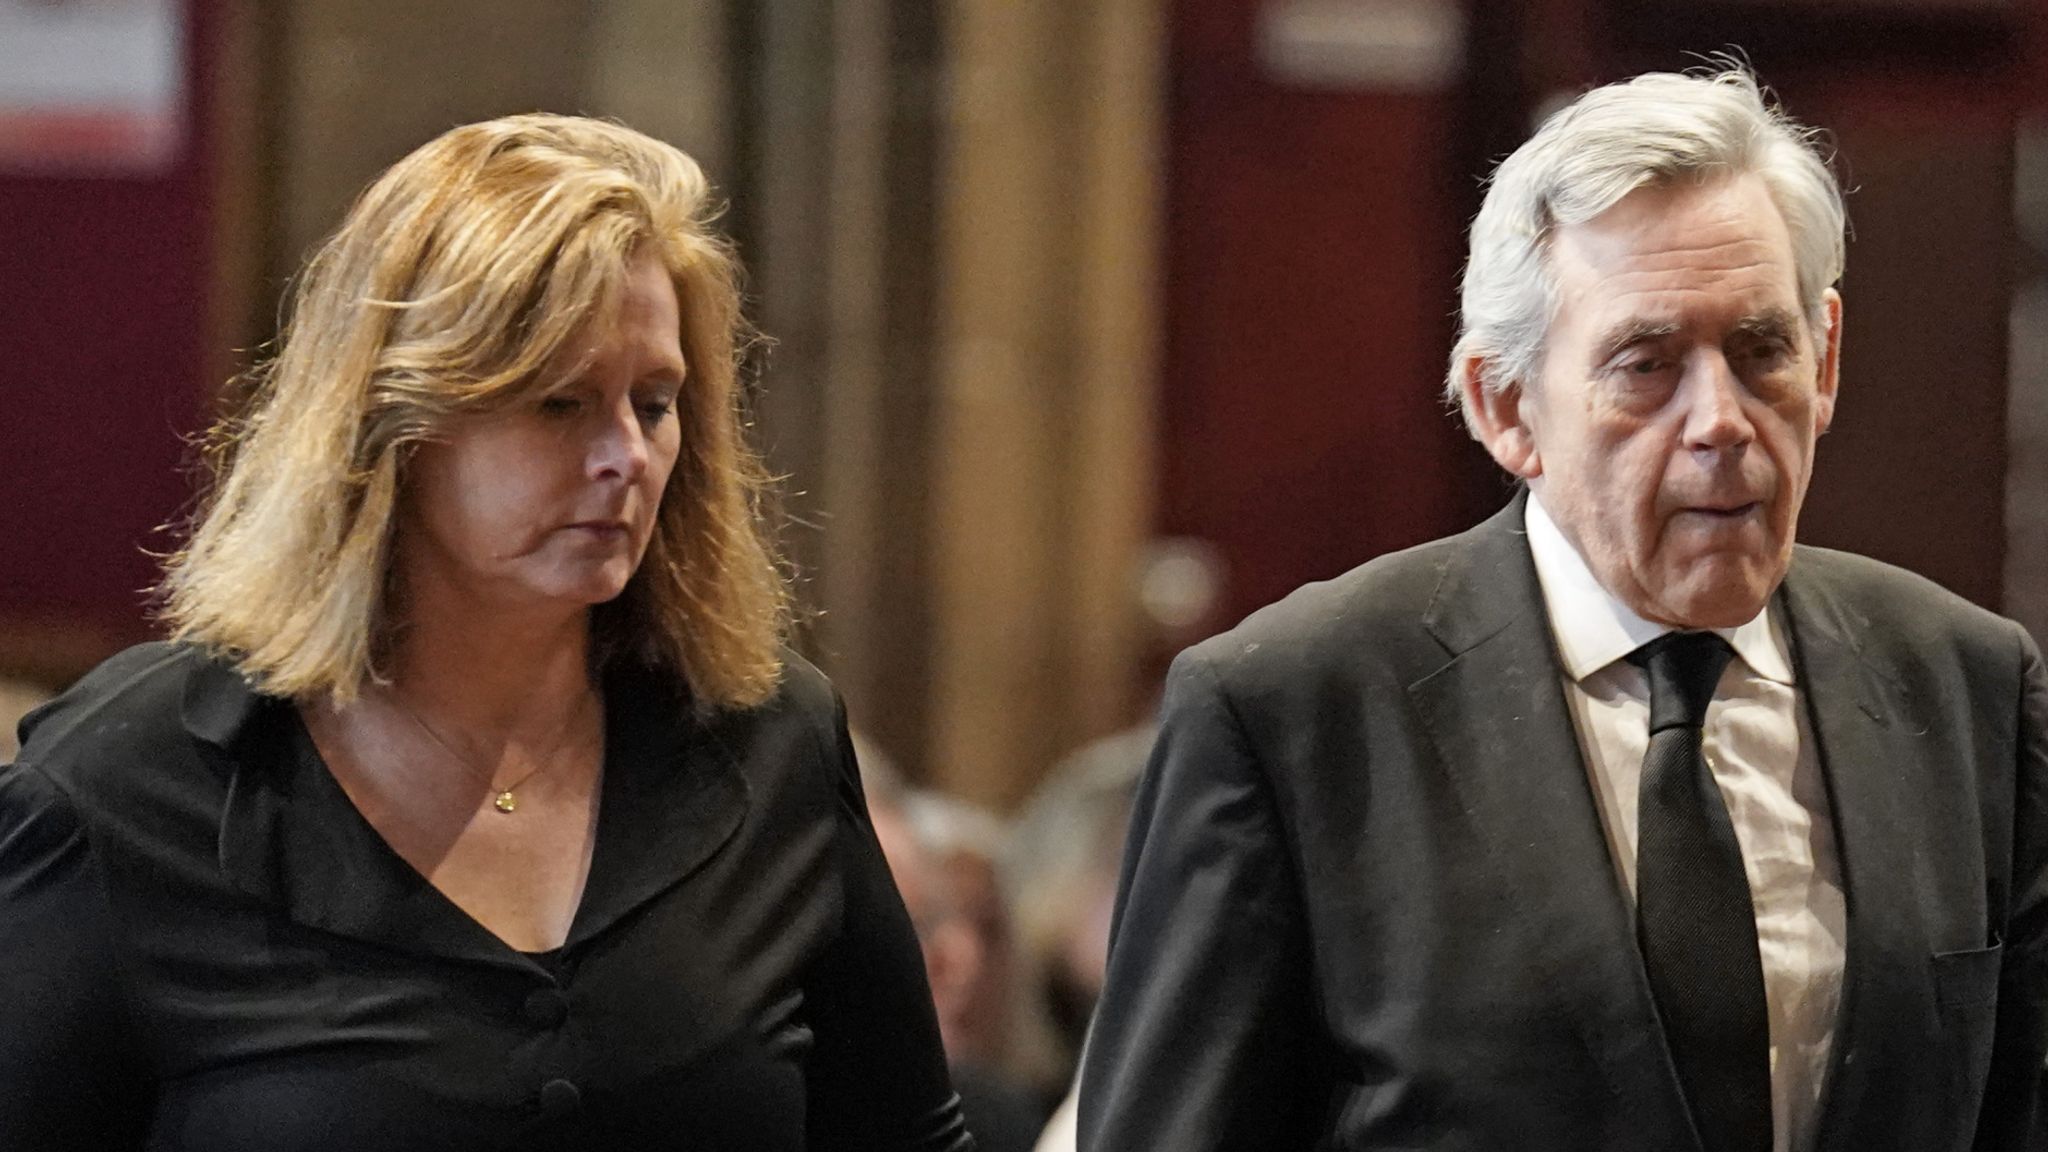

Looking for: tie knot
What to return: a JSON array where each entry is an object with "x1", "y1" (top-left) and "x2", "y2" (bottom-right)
[{"x1": 1627, "y1": 631, "x2": 1735, "y2": 732}]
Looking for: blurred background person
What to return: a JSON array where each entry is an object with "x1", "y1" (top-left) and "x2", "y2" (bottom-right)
[
  {"x1": 0, "y1": 113, "x2": 968, "y2": 1152},
  {"x1": 865, "y1": 741, "x2": 1047, "y2": 1152},
  {"x1": 1005, "y1": 722, "x2": 1146, "y2": 1109},
  {"x1": 1001, "y1": 536, "x2": 1227, "y2": 1121},
  {"x1": 906, "y1": 791, "x2": 1022, "y2": 1075}
]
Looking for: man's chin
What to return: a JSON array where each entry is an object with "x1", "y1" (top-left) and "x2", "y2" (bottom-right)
[{"x1": 1642, "y1": 560, "x2": 1781, "y2": 630}]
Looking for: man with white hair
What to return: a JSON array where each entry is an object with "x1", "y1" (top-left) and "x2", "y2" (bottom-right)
[{"x1": 1080, "y1": 68, "x2": 2048, "y2": 1152}]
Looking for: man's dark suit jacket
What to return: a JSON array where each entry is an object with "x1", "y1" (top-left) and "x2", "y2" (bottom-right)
[{"x1": 1078, "y1": 494, "x2": 2048, "y2": 1152}]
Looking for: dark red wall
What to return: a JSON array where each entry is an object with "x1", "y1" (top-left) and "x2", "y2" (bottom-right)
[
  {"x1": 1785, "y1": 71, "x2": 2018, "y2": 612},
  {"x1": 1, "y1": 0, "x2": 217, "y2": 674},
  {"x1": 1159, "y1": 0, "x2": 1500, "y2": 629}
]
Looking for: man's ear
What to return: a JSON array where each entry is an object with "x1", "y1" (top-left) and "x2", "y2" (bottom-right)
[
  {"x1": 1813, "y1": 288, "x2": 1843, "y2": 435},
  {"x1": 1459, "y1": 355, "x2": 1541, "y2": 480}
]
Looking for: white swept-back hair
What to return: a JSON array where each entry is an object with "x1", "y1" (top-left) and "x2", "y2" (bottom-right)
[{"x1": 1447, "y1": 66, "x2": 1846, "y2": 432}]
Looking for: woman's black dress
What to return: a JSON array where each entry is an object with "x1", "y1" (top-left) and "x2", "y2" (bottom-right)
[{"x1": 0, "y1": 642, "x2": 972, "y2": 1151}]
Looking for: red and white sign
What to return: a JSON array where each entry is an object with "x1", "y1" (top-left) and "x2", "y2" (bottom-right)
[{"x1": 0, "y1": 0, "x2": 184, "y2": 175}]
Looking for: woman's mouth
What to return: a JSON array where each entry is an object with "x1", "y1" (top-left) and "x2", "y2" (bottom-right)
[{"x1": 565, "y1": 520, "x2": 630, "y2": 540}]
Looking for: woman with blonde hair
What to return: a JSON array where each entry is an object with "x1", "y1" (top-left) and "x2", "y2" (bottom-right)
[{"x1": 0, "y1": 114, "x2": 970, "y2": 1152}]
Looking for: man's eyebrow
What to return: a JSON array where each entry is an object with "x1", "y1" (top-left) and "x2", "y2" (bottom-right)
[
  {"x1": 1732, "y1": 308, "x2": 1803, "y2": 342},
  {"x1": 1591, "y1": 318, "x2": 1681, "y2": 362}
]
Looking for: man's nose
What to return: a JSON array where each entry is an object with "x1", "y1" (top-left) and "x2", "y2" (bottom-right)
[{"x1": 1683, "y1": 353, "x2": 1756, "y2": 452}]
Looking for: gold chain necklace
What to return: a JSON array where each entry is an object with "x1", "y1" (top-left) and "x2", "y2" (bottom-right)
[{"x1": 387, "y1": 692, "x2": 566, "y2": 814}]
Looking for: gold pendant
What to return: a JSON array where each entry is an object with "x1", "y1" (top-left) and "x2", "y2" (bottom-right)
[{"x1": 494, "y1": 790, "x2": 518, "y2": 814}]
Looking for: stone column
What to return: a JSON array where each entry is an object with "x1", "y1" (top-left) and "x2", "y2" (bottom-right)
[{"x1": 925, "y1": 0, "x2": 1162, "y2": 807}]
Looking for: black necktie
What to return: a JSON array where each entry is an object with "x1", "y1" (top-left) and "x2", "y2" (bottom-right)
[{"x1": 1629, "y1": 631, "x2": 1771, "y2": 1152}]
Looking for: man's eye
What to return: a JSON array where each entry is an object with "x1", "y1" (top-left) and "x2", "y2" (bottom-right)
[
  {"x1": 1738, "y1": 341, "x2": 1793, "y2": 370},
  {"x1": 1614, "y1": 356, "x2": 1672, "y2": 380}
]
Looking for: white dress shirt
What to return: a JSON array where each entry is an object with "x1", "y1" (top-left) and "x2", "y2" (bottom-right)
[{"x1": 1524, "y1": 494, "x2": 1846, "y2": 1152}]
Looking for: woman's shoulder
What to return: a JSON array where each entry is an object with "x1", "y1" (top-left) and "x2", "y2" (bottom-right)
[
  {"x1": 12, "y1": 641, "x2": 234, "y2": 795},
  {"x1": 763, "y1": 646, "x2": 838, "y2": 721},
  {"x1": 612, "y1": 644, "x2": 835, "y2": 730},
  {"x1": 754, "y1": 648, "x2": 847, "y2": 770},
  {"x1": 652, "y1": 647, "x2": 850, "y2": 798},
  {"x1": 670, "y1": 646, "x2": 838, "y2": 736}
]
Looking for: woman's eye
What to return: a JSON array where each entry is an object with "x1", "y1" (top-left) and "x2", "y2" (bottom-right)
[
  {"x1": 636, "y1": 396, "x2": 677, "y2": 422},
  {"x1": 538, "y1": 395, "x2": 582, "y2": 416}
]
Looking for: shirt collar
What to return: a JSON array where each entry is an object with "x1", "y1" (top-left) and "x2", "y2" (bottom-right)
[{"x1": 1523, "y1": 491, "x2": 1794, "y2": 686}]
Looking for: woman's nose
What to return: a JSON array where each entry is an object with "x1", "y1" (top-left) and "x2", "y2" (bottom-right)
[{"x1": 588, "y1": 403, "x2": 650, "y2": 482}]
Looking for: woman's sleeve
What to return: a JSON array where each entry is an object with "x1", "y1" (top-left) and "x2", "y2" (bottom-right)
[
  {"x1": 802, "y1": 696, "x2": 975, "y2": 1152},
  {"x1": 0, "y1": 760, "x2": 153, "y2": 1150}
]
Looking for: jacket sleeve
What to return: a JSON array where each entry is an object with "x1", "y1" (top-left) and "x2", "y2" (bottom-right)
[
  {"x1": 1078, "y1": 652, "x2": 1332, "y2": 1152},
  {"x1": 802, "y1": 696, "x2": 974, "y2": 1152},
  {"x1": 0, "y1": 760, "x2": 153, "y2": 1150},
  {"x1": 1977, "y1": 624, "x2": 2048, "y2": 1152}
]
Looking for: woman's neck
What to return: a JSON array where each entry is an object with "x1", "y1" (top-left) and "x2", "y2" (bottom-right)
[{"x1": 382, "y1": 574, "x2": 599, "y2": 739}]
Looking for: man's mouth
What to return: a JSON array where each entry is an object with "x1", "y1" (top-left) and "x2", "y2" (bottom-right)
[{"x1": 1691, "y1": 502, "x2": 1760, "y2": 519}]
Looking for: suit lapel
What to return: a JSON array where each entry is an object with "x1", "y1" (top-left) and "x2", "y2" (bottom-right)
[
  {"x1": 1779, "y1": 562, "x2": 1933, "y2": 1152},
  {"x1": 1405, "y1": 493, "x2": 1696, "y2": 1136}
]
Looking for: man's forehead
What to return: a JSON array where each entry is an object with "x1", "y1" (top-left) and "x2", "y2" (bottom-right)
[
  {"x1": 1572, "y1": 171, "x2": 1783, "y2": 233},
  {"x1": 1548, "y1": 181, "x2": 1801, "y2": 317}
]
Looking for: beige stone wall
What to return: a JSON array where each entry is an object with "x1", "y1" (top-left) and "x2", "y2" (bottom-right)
[
  {"x1": 925, "y1": 0, "x2": 1163, "y2": 807},
  {"x1": 276, "y1": 0, "x2": 725, "y2": 266},
  {"x1": 584, "y1": 0, "x2": 729, "y2": 177},
  {"x1": 812, "y1": 0, "x2": 900, "y2": 741}
]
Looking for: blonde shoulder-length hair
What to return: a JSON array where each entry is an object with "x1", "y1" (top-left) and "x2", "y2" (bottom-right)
[{"x1": 160, "y1": 113, "x2": 790, "y2": 710}]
